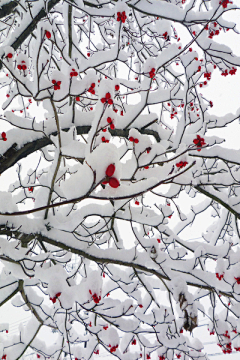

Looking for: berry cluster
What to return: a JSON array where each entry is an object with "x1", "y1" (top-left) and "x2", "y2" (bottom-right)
[
  {"x1": 109, "y1": 344, "x2": 118, "y2": 353},
  {"x1": 101, "y1": 136, "x2": 109, "y2": 143},
  {"x1": 52, "y1": 80, "x2": 61, "y2": 90},
  {"x1": 216, "y1": 272, "x2": 224, "y2": 280},
  {"x1": 50, "y1": 292, "x2": 61, "y2": 303},
  {"x1": 129, "y1": 136, "x2": 139, "y2": 143},
  {"x1": 131, "y1": 339, "x2": 136, "y2": 345},
  {"x1": 70, "y1": 68, "x2": 78, "y2": 77},
  {"x1": 89, "y1": 290, "x2": 101, "y2": 304},
  {"x1": 88, "y1": 83, "x2": 95, "y2": 94},
  {"x1": 102, "y1": 164, "x2": 120, "y2": 188},
  {"x1": 234, "y1": 277, "x2": 240, "y2": 284},
  {"x1": 176, "y1": 161, "x2": 188, "y2": 169},
  {"x1": 149, "y1": 68, "x2": 155, "y2": 79},
  {"x1": 221, "y1": 67, "x2": 237, "y2": 76},
  {"x1": 101, "y1": 92, "x2": 113, "y2": 105},
  {"x1": 220, "y1": 0, "x2": 232, "y2": 8},
  {"x1": 94, "y1": 350, "x2": 99, "y2": 354},
  {"x1": 193, "y1": 135, "x2": 206, "y2": 151},
  {"x1": 204, "y1": 72, "x2": 211, "y2": 81},
  {"x1": 17, "y1": 61, "x2": 27, "y2": 71},
  {"x1": 107, "y1": 117, "x2": 115, "y2": 130},
  {"x1": 117, "y1": 11, "x2": 127, "y2": 23},
  {"x1": 163, "y1": 31, "x2": 168, "y2": 40},
  {"x1": 1, "y1": 132, "x2": 7, "y2": 141}
]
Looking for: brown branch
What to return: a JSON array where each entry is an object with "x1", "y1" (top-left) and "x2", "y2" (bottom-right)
[{"x1": 0, "y1": 127, "x2": 160, "y2": 175}]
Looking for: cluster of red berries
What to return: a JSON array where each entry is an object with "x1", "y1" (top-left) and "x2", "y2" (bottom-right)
[
  {"x1": 222, "y1": 67, "x2": 237, "y2": 77},
  {"x1": 1, "y1": 132, "x2": 7, "y2": 141},
  {"x1": 216, "y1": 272, "x2": 224, "y2": 280},
  {"x1": 117, "y1": 11, "x2": 127, "y2": 23},
  {"x1": 204, "y1": 72, "x2": 211, "y2": 81},
  {"x1": 163, "y1": 31, "x2": 168, "y2": 40},
  {"x1": 45, "y1": 30, "x2": 51, "y2": 39},
  {"x1": 88, "y1": 83, "x2": 95, "y2": 94},
  {"x1": 102, "y1": 164, "x2": 120, "y2": 188},
  {"x1": 170, "y1": 107, "x2": 178, "y2": 119},
  {"x1": 209, "y1": 330, "x2": 215, "y2": 335},
  {"x1": 101, "y1": 92, "x2": 113, "y2": 105},
  {"x1": 222, "y1": 343, "x2": 232, "y2": 354},
  {"x1": 234, "y1": 277, "x2": 240, "y2": 284},
  {"x1": 108, "y1": 344, "x2": 118, "y2": 353},
  {"x1": 94, "y1": 350, "x2": 99, "y2": 354},
  {"x1": 50, "y1": 292, "x2": 61, "y2": 303},
  {"x1": 220, "y1": 0, "x2": 232, "y2": 8},
  {"x1": 89, "y1": 290, "x2": 101, "y2": 304},
  {"x1": 176, "y1": 161, "x2": 188, "y2": 169},
  {"x1": 129, "y1": 136, "x2": 139, "y2": 143},
  {"x1": 193, "y1": 135, "x2": 206, "y2": 151},
  {"x1": 17, "y1": 61, "x2": 27, "y2": 71},
  {"x1": 28, "y1": 187, "x2": 34, "y2": 192},
  {"x1": 107, "y1": 117, "x2": 115, "y2": 130},
  {"x1": 149, "y1": 68, "x2": 155, "y2": 79},
  {"x1": 70, "y1": 69, "x2": 78, "y2": 77},
  {"x1": 52, "y1": 80, "x2": 61, "y2": 90},
  {"x1": 2, "y1": 355, "x2": 6, "y2": 360},
  {"x1": 131, "y1": 339, "x2": 136, "y2": 345},
  {"x1": 101, "y1": 136, "x2": 109, "y2": 143},
  {"x1": 208, "y1": 29, "x2": 220, "y2": 39}
]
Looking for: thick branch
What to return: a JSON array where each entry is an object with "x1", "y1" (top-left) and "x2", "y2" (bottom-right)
[
  {"x1": 0, "y1": 126, "x2": 160, "y2": 175},
  {"x1": 0, "y1": 0, "x2": 18, "y2": 19}
]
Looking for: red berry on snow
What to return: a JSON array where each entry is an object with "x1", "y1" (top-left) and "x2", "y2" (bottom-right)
[
  {"x1": 106, "y1": 164, "x2": 115, "y2": 177},
  {"x1": 45, "y1": 31, "x2": 51, "y2": 39},
  {"x1": 109, "y1": 177, "x2": 120, "y2": 188}
]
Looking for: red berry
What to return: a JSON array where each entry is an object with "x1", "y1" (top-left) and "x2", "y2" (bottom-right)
[
  {"x1": 115, "y1": 85, "x2": 120, "y2": 91},
  {"x1": 107, "y1": 117, "x2": 112, "y2": 124},
  {"x1": 87, "y1": 53, "x2": 90, "y2": 57},
  {"x1": 108, "y1": 99, "x2": 113, "y2": 105},
  {"x1": 45, "y1": 31, "x2": 51, "y2": 39},
  {"x1": 7, "y1": 53, "x2": 13, "y2": 59},
  {"x1": 105, "y1": 92, "x2": 111, "y2": 99},
  {"x1": 109, "y1": 177, "x2": 120, "y2": 188},
  {"x1": 134, "y1": 138, "x2": 139, "y2": 144},
  {"x1": 129, "y1": 136, "x2": 134, "y2": 142},
  {"x1": 110, "y1": 123, "x2": 115, "y2": 130},
  {"x1": 105, "y1": 164, "x2": 115, "y2": 177}
]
